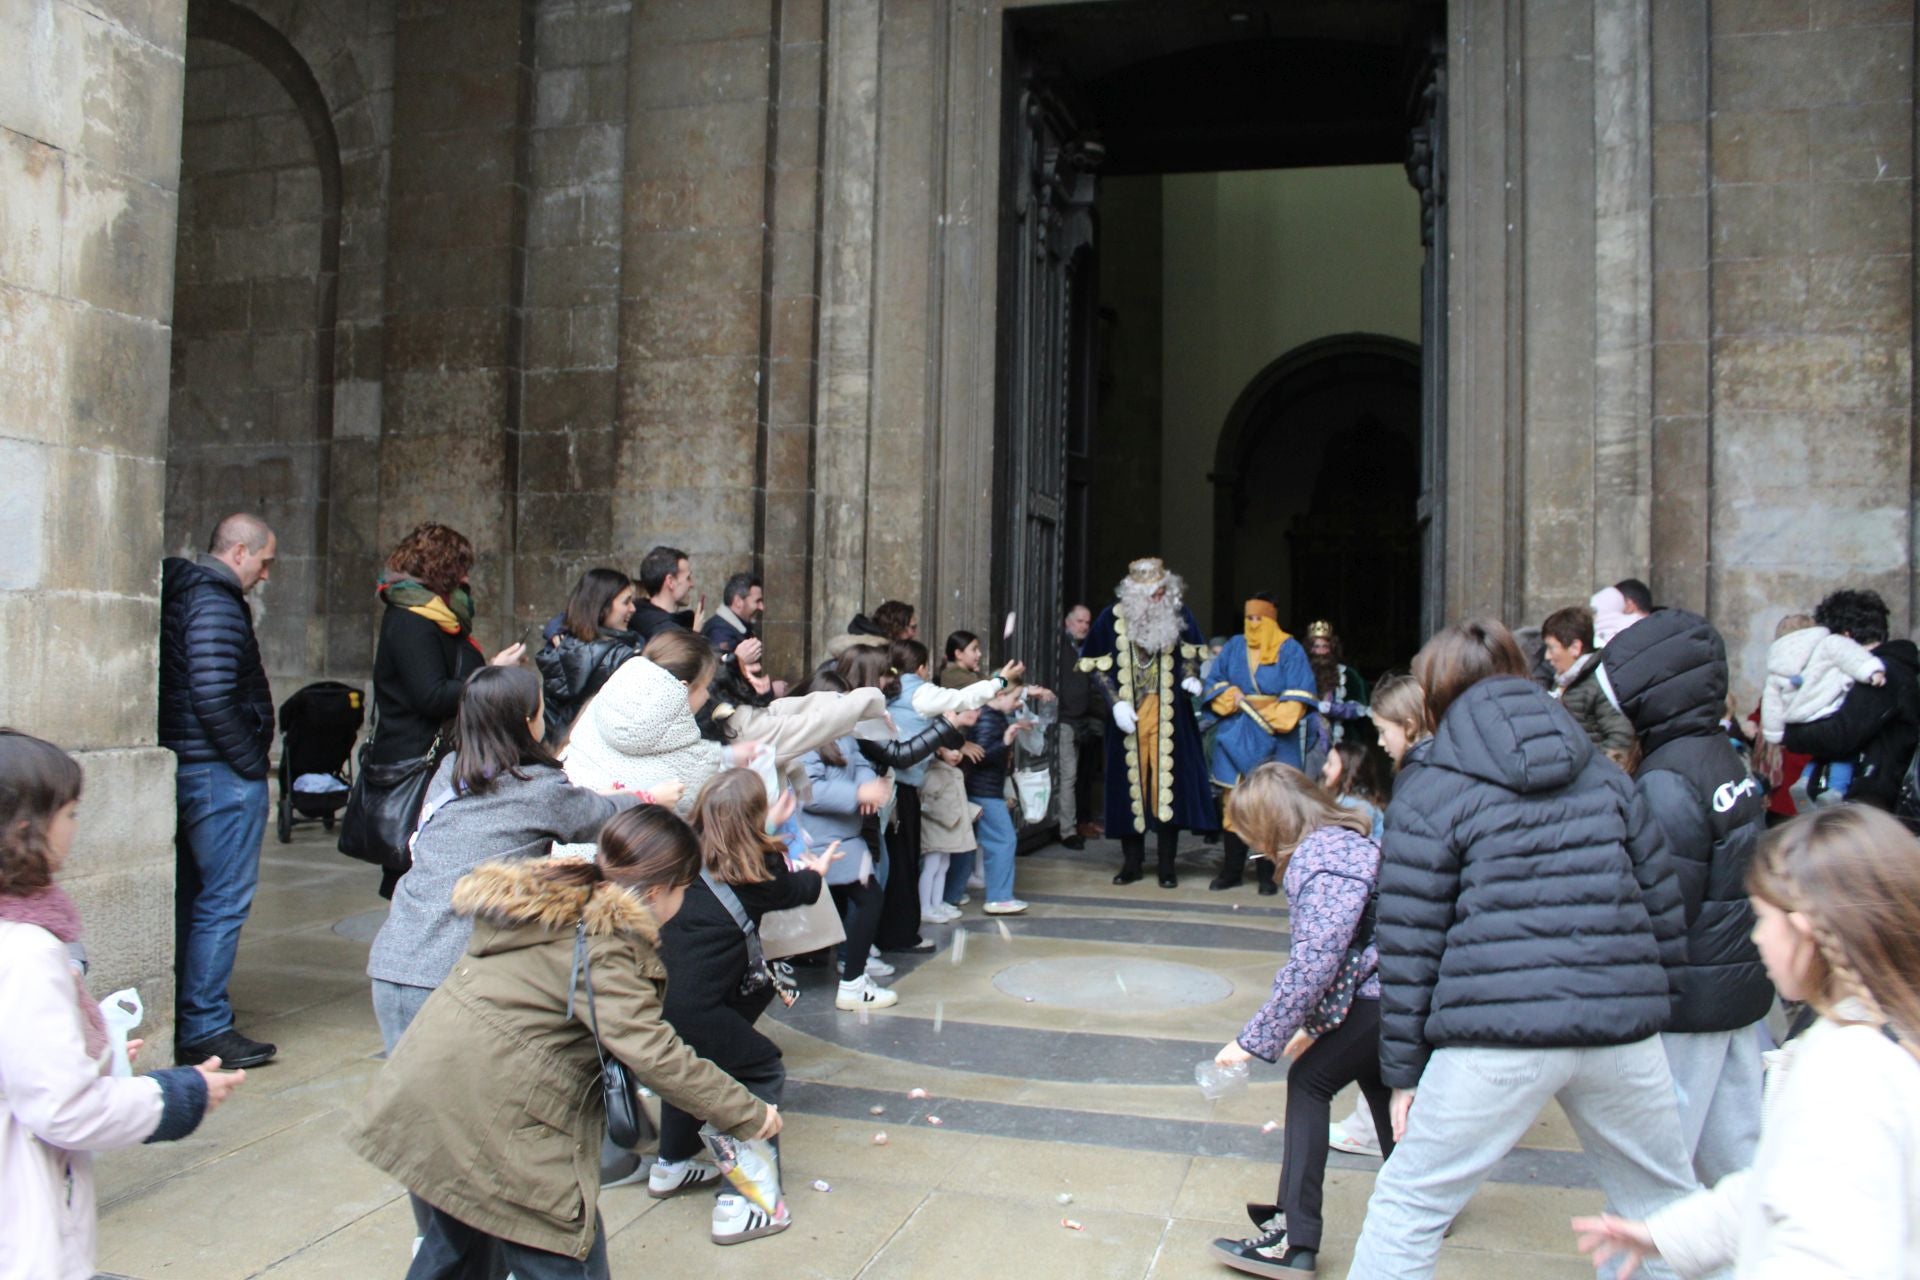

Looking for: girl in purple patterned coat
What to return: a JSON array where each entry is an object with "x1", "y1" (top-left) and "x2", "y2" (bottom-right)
[{"x1": 1208, "y1": 764, "x2": 1391, "y2": 1279}]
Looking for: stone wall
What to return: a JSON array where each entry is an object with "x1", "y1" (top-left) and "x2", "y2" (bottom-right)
[
  {"x1": 1, "y1": 0, "x2": 189, "y2": 1033},
  {"x1": 169, "y1": 35, "x2": 328, "y2": 695}
]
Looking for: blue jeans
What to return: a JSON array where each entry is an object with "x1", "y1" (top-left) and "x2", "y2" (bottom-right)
[
  {"x1": 975, "y1": 798, "x2": 1018, "y2": 903},
  {"x1": 174, "y1": 760, "x2": 269, "y2": 1044},
  {"x1": 943, "y1": 850, "x2": 975, "y2": 905}
]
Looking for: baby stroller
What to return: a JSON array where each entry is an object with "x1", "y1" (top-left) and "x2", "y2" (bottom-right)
[{"x1": 276, "y1": 681, "x2": 366, "y2": 843}]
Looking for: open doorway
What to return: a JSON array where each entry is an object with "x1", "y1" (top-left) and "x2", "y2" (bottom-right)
[{"x1": 995, "y1": 0, "x2": 1445, "y2": 692}]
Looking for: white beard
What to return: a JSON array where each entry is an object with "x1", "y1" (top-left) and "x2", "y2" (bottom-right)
[{"x1": 1116, "y1": 574, "x2": 1185, "y2": 655}]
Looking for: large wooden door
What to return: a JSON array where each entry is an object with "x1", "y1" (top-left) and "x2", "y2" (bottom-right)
[{"x1": 995, "y1": 80, "x2": 1098, "y2": 695}]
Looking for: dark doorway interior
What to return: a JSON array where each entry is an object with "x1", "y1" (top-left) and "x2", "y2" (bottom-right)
[{"x1": 996, "y1": 0, "x2": 1445, "y2": 694}]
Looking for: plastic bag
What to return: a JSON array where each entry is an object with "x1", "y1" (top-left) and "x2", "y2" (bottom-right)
[
  {"x1": 99, "y1": 988, "x2": 142, "y2": 1078},
  {"x1": 701, "y1": 1124, "x2": 784, "y2": 1214},
  {"x1": 1012, "y1": 766, "x2": 1052, "y2": 824},
  {"x1": 1194, "y1": 1058, "x2": 1250, "y2": 1100}
]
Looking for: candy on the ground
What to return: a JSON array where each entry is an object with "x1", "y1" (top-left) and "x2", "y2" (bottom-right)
[
  {"x1": 1261, "y1": 1120, "x2": 1280, "y2": 1134},
  {"x1": 908, "y1": 1087, "x2": 928, "y2": 1099},
  {"x1": 812, "y1": 1179, "x2": 832, "y2": 1192},
  {"x1": 871, "y1": 1132, "x2": 889, "y2": 1145},
  {"x1": 927, "y1": 1115, "x2": 942, "y2": 1126},
  {"x1": 869, "y1": 1105, "x2": 885, "y2": 1115},
  {"x1": 1024, "y1": 996, "x2": 1035, "y2": 1002},
  {"x1": 1061, "y1": 1218, "x2": 1084, "y2": 1232},
  {"x1": 1056, "y1": 1193, "x2": 1073, "y2": 1205}
]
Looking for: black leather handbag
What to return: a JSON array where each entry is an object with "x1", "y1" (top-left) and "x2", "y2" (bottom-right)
[
  {"x1": 569, "y1": 922, "x2": 654, "y2": 1150},
  {"x1": 337, "y1": 732, "x2": 440, "y2": 873}
]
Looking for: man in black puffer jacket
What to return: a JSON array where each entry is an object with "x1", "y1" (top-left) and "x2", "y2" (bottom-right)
[
  {"x1": 1348, "y1": 621, "x2": 1695, "y2": 1280},
  {"x1": 1600, "y1": 609, "x2": 1770, "y2": 1187},
  {"x1": 1780, "y1": 588, "x2": 1920, "y2": 811},
  {"x1": 158, "y1": 513, "x2": 280, "y2": 1070}
]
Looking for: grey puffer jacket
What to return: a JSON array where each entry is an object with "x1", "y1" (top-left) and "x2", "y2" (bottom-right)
[
  {"x1": 1600, "y1": 609, "x2": 1773, "y2": 1033},
  {"x1": 1376, "y1": 676, "x2": 1686, "y2": 1088}
]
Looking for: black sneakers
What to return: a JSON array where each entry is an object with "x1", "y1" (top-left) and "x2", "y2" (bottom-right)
[
  {"x1": 1209, "y1": 1215, "x2": 1317, "y2": 1277},
  {"x1": 175, "y1": 1028, "x2": 277, "y2": 1069}
]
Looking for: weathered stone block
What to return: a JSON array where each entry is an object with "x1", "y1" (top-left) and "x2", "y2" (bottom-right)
[
  {"x1": 80, "y1": 16, "x2": 187, "y2": 187},
  {"x1": 624, "y1": 229, "x2": 762, "y2": 296},
  {"x1": 1806, "y1": 254, "x2": 1910, "y2": 332},
  {"x1": 1811, "y1": 0, "x2": 1912, "y2": 27},
  {"x1": 395, "y1": 7, "x2": 525, "y2": 75},
  {"x1": 1709, "y1": 111, "x2": 1809, "y2": 184},
  {"x1": 525, "y1": 307, "x2": 573, "y2": 369},
  {"x1": 631, "y1": 0, "x2": 771, "y2": 46},
  {"x1": 388, "y1": 124, "x2": 518, "y2": 192},
  {"x1": 570, "y1": 303, "x2": 619, "y2": 367},
  {"x1": 517, "y1": 422, "x2": 616, "y2": 492},
  {"x1": 618, "y1": 355, "x2": 758, "y2": 428},
  {"x1": 1808, "y1": 102, "x2": 1914, "y2": 182},
  {"x1": 627, "y1": 168, "x2": 767, "y2": 232},
  {"x1": 0, "y1": 129, "x2": 66, "y2": 296},
  {"x1": 386, "y1": 307, "x2": 511, "y2": 367},
  {"x1": 523, "y1": 367, "x2": 617, "y2": 432},
  {"x1": 531, "y1": 122, "x2": 625, "y2": 188},
  {"x1": 0, "y1": 0, "x2": 87, "y2": 154},
  {"x1": 525, "y1": 242, "x2": 623, "y2": 309},
  {"x1": 0, "y1": 593, "x2": 165, "y2": 749},
  {"x1": 1652, "y1": 340, "x2": 1708, "y2": 417},
  {"x1": 334, "y1": 378, "x2": 383, "y2": 440},
  {"x1": 1652, "y1": 195, "x2": 1707, "y2": 270},
  {"x1": 252, "y1": 331, "x2": 312, "y2": 389},
  {"x1": 68, "y1": 306, "x2": 172, "y2": 455},
  {"x1": 63, "y1": 164, "x2": 180, "y2": 320},
  {"x1": 765, "y1": 355, "x2": 814, "y2": 427},
  {"x1": 251, "y1": 276, "x2": 319, "y2": 331},
  {"x1": 1711, "y1": 258, "x2": 1806, "y2": 335},
  {"x1": 627, "y1": 101, "x2": 770, "y2": 177},
  {"x1": 626, "y1": 285, "x2": 760, "y2": 358},
  {"x1": 210, "y1": 221, "x2": 322, "y2": 283},
  {"x1": 538, "y1": 4, "x2": 632, "y2": 68},
  {"x1": 389, "y1": 187, "x2": 519, "y2": 251},
  {"x1": 386, "y1": 245, "x2": 517, "y2": 311},
  {"x1": 1715, "y1": 409, "x2": 1908, "y2": 498},
  {"x1": 383, "y1": 366, "x2": 511, "y2": 435},
  {"x1": 627, "y1": 34, "x2": 770, "y2": 110},
  {"x1": 1712, "y1": 27, "x2": 1910, "y2": 111},
  {"x1": 535, "y1": 66, "x2": 588, "y2": 130},
  {"x1": 1805, "y1": 179, "x2": 1910, "y2": 255},
  {"x1": 1709, "y1": 0, "x2": 1809, "y2": 36},
  {"x1": 392, "y1": 67, "x2": 523, "y2": 137},
  {"x1": 516, "y1": 491, "x2": 611, "y2": 553},
  {"x1": 1711, "y1": 183, "x2": 1805, "y2": 259}
]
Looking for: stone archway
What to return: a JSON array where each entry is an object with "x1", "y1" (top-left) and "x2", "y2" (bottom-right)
[{"x1": 1209, "y1": 334, "x2": 1423, "y2": 673}]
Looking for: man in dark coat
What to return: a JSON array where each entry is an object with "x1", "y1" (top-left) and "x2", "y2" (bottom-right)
[
  {"x1": 158, "y1": 513, "x2": 279, "y2": 1069},
  {"x1": 630, "y1": 544, "x2": 697, "y2": 641},
  {"x1": 1077, "y1": 558, "x2": 1216, "y2": 887},
  {"x1": 1600, "y1": 608, "x2": 1770, "y2": 1186},
  {"x1": 1054, "y1": 604, "x2": 1100, "y2": 850},
  {"x1": 1780, "y1": 587, "x2": 1920, "y2": 811}
]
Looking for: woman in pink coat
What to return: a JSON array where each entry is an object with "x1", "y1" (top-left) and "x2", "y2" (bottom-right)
[{"x1": 0, "y1": 731, "x2": 244, "y2": 1280}]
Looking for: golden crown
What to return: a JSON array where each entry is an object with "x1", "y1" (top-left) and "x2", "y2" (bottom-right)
[{"x1": 1306, "y1": 620, "x2": 1335, "y2": 639}]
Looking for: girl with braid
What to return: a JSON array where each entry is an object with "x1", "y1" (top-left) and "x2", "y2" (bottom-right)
[{"x1": 1574, "y1": 804, "x2": 1920, "y2": 1278}]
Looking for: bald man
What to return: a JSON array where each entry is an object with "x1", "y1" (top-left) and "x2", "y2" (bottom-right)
[{"x1": 159, "y1": 513, "x2": 280, "y2": 1068}]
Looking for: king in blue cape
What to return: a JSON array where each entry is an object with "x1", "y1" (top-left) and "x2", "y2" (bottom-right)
[{"x1": 1076, "y1": 557, "x2": 1217, "y2": 887}]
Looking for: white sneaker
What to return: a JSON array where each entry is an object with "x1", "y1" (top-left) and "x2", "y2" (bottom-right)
[
  {"x1": 865, "y1": 955, "x2": 897, "y2": 979},
  {"x1": 953, "y1": 894, "x2": 971, "y2": 907},
  {"x1": 711, "y1": 1191, "x2": 791, "y2": 1245},
  {"x1": 921, "y1": 909, "x2": 954, "y2": 927},
  {"x1": 1329, "y1": 1121, "x2": 1382, "y2": 1157},
  {"x1": 937, "y1": 902, "x2": 962, "y2": 922},
  {"x1": 648, "y1": 1158, "x2": 722, "y2": 1199},
  {"x1": 984, "y1": 899, "x2": 1028, "y2": 915},
  {"x1": 967, "y1": 873, "x2": 985, "y2": 890},
  {"x1": 836, "y1": 975, "x2": 899, "y2": 1010}
]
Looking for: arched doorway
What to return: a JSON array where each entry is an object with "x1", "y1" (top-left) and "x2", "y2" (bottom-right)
[{"x1": 1211, "y1": 335, "x2": 1422, "y2": 676}]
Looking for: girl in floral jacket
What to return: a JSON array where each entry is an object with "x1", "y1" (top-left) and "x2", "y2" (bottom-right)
[{"x1": 1208, "y1": 763, "x2": 1388, "y2": 1278}]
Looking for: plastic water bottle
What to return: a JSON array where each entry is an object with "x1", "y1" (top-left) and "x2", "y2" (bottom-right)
[
  {"x1": 99, "y1": 989, "x2": 143, "y2": 1078},
  {"x1": 1194, "y1": 1058, "x2": 1250, "y2": 1100}
]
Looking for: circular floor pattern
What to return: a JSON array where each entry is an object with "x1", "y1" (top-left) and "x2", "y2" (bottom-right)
[{"x1": 991, "y1": 956, "x2": 1234, "y2": 1011}]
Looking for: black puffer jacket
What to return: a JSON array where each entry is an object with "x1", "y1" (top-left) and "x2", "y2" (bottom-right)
[
  {"x1": 1782, "y1": 637, "x2": 1920, "y2": 811},
  {"x1": 535, "y1": 627, "x2": 641, "y2": 739},
  {"x1": 857, "y1": 717, "x2": 964, "y2": 772},
  {"x1": 369, "y1": 603, "x2": 485, "y2": 765},
  {"x1": 1601, "y1": 610, "x2": 1772, "y2": 1033},
  {"x1": 1377, "y1": 676, "x2": 1685, "y2": 1088},
  {"x1": 158, "y1": 558, "x2": 274, "y2": 779}
]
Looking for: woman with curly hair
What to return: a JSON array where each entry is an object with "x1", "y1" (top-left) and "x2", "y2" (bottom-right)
[{"x1": 368, "y1": 523, "x2": 523, "y2": 895}]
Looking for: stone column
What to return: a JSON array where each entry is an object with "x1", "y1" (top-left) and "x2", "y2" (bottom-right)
[
  {"x1": 0, "y1": 0, "x2": 190, "y2": 1032},
  {"x1": 378, "y1": 0, "x2": 535, "y2": 641}
]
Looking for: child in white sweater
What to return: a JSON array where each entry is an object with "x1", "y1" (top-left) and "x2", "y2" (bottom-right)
[
  {"x1": 1762, "y1": 615, "x2": 1884, "y2": 805},
  {"x1": 1573, "y1": 805, "x2": 1920, "y2": 1278}
]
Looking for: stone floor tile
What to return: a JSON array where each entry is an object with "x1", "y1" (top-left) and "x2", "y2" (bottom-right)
[
  {"x1": 860, "y1": 1190, "x2": 1169, "y2": 1280},
  {"x1": 937, "y1": 1132, "x2": 1194, "y2": 1217},
  {"x1": 239, "y1": 1195, "x2": 414, "y2": 1278}
]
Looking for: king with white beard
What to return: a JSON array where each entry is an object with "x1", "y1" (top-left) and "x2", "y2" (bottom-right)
[{"x1": 1076, "y1": 558, "x2": 1219, "y2": 886}]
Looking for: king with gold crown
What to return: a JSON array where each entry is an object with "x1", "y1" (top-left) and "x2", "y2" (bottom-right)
[{"x1": 1076, "y1": 558, "x2": 1218, "y2": 887}]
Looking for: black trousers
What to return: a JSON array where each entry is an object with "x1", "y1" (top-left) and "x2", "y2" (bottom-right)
[
  {"x1": 1118, "y1": 821, "x2": 1180, "y2": 876},
  {"x1": 659, "y1": 1053, "x2": 786, "y2": 1165},
  {"x1": 1267, "y1": 997, "x2": 1395, "y2": 1251},
  {"x1": 1215, "y1": 831, "x2": 1276, "y2": 889},
  {"x1": 874, "y1": 784, "x2": 924, "y2": 952},
  {"x1": 407, "y1": 1203, "x2": 607, "y2": 1280},
  {"x1": 829, "y1": 876, "x2": 884, "y2": 982}
]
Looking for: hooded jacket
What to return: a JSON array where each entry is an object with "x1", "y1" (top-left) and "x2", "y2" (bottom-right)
[
  {"x1": 347, "y1": 860, "x2": 768, "y2": 1260},
  {"x1": 535, "y1": 627, "x2": 642, "y2": 739},
  {"x1": 1760, "y1": 626, "x2": 1884, "y2": 744},
  {"x1": 1556, "y1": 651, "x2": 1636, "y2": 756},
  {"x1": 1781, "y1": 638, "x2": 1920, "y2": 811},
  {"x1": 1601, "y1": 610, "x2": 1773, "y2": 1033},
  {"x1": 1376, "y1": 677, "x2": 1685, "y2": 1088},
  {"x1": 158, "y1": 557, "x2": 274, "y2": 778},
  {"x1": 558, "y1": 655, "x2": 722, "y2": 822}
]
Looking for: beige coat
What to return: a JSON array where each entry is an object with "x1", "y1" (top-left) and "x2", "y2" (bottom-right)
[{"x1": 347, "y1": 861, "x2": 769, "y2": 1259}]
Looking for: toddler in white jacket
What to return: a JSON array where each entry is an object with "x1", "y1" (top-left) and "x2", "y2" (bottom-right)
[
  {"x1": 1761, "y1": 616, "x2": 1884, "y2": 803},
  {"x1": 1574, "y1": 806, "x2": 1920, "y2": 1279}
]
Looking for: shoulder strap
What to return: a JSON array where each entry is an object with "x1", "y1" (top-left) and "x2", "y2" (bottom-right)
[
  {"x1": 568, "y1": 921, "x2": 617, "y2": 1077},
  {"x1": 701, "y1": 871, "x2": 768, "y2": 970}
]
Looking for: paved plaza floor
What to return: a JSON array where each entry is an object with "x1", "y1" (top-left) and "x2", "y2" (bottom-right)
[{"x1": 97, "y1": 827, "x2": 1604, "y2": 1278}]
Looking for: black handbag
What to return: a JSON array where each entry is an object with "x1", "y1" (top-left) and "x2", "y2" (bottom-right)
[
  {"x1": 337, "y1": 731, "x2": 441, "y2": 873},
  {"x1": 1303, "y1": 884, "x2": 1377, "y2": 1039},
  {"x1": 568, "y1": 921, "x2": 654, "y2": 1150}
]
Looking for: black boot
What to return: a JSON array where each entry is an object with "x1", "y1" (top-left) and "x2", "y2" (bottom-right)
[
  {"x1": 1255, "y1": 854, "x2": 1279, "y2": 896},
  {"x1": 1113, "y1": 835, "x2": 1144, "y2": 885},
  {"x1": 1157, "y1": 826, "x2": 1180, "y2": 888},
  {"x1": 1211, "y1": 831, "x2": 1249, "y2": 890}
]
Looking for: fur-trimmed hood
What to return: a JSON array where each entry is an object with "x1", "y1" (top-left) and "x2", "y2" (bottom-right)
[{"x1": 451, "y1": 859, "x2": 661, "y2": 947}]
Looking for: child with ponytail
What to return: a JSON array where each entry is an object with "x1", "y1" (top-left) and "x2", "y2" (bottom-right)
[{"x1": 1574, "y1": 804, "x2": 1920, "y2": 1278}]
